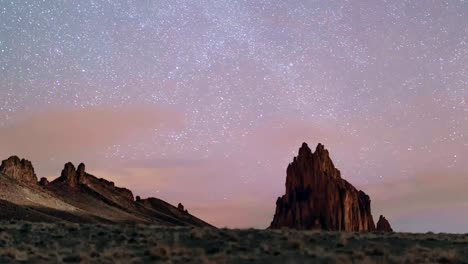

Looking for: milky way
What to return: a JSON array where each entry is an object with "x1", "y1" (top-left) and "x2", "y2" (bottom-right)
[{"x1": 0, "y1": 1, "x2": 467, "y2": 232}]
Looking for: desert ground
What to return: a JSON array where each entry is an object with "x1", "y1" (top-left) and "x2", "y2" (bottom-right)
[{"x1": 0, "y1": 221, "x2": 465, "y2": 263}]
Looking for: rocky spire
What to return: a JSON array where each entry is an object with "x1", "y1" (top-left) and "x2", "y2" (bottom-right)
[
  {"x1": 52, "y1": 162, "x2": 91, "y2": 187},
  {"x1": 59, "y1": 162, "x2": 78, "y2": 187},
  {"x1": 50, "y1": 161, "x2": 134, "y2": 201},
  {"x1": 0, "y1": 156, "x2": 38, "y2": 185},
  {"x1": 77, "y1": 163, "x2": 86, "y2": 177},
  {"x1": 270, "y1": 143, "x2": 375, "y2": 231},
  {"x1": 376, "y1": 215, "x2": 393, "y2": 232}
]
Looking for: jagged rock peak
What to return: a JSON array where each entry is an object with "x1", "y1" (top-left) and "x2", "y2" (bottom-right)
[
  {"x1": 77, "y1": 163, "x2": 86, "y2": 176},
  {"x1": 270, "y1": 142, "x2": 375, "y2": 231},
  {"x1": 60, "y1": 162, "x2": 78, "y2": 187},
  {"x1": 55, "y1": 162, "x2": 90, "y2": 187},
  {"x1": 315, "y1": 143, "x2": 328, "y2": 158},
  {"x1": 298, "y1": 142, "x2": 312, "y2": 158},
  {"x1": 0, "y1": 156, "x2": 38, "y2": 185},
  {"x1": 376, "y1": 215, "x2": 393, "y2": 232},
  {"x1": 293, "y1": 143, "x2": 335, "y2": 173},
  {"x1": 52, "y1": 162, "x2": 134, "y2": 201}
]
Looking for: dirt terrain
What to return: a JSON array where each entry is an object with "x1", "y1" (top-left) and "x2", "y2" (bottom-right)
[{"x1": 0, "y1": 221, "x2": 465, "y2": 263}]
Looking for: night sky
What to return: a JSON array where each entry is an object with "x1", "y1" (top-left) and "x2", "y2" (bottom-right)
[{"x1": 0, "y1": 1, "x2": 467, "y2": 232}]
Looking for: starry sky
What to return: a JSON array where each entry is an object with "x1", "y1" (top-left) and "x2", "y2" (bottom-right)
[{"x1": 0, "y1": 0, "x2": 467, "y2": 232}]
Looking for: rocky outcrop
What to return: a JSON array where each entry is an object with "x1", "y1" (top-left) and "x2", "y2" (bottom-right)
[
  {"x1": 0, "y1": 156, "x2": 38, "y2": 185},
  {"x1": 270, "y1": 143, "x2": 375, "y2": 231},
  {"x1": 55, "y1": 162, "x2": 79, "y2": 187},
  {"x1": 0, "y1": 156, "x2": 212, "y2": 227},
  {"x1": 138, "y1": 197, "x2": 209, "y2": 227},
  {"x1": 39, "y1": 177, "x2": 49, "y2": 186},
  {"x1": 51, "y1": 162, "x2": 134, "y2": 201},
  {"x1": 178, "y1": 203, "x2": 185, "y2": 211},
  {"x1": 376, "y1": 215, "x2": 393, "y2": 232},
  {"x1": 114, "y1": 186, "x2": 134, "y2": 201}
]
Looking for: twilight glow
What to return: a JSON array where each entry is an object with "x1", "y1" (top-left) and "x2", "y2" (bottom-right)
[{"x1": 0, "y1": 1, "x2": 467, "y2": 232}]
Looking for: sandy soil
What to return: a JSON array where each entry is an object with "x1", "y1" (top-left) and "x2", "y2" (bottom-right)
[{"x1": 0, "y1": 221, "x2": 466, "y2": 263}]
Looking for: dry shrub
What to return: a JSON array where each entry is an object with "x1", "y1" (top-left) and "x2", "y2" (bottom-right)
[
  {"x1": 148, "y1": 245, "x2": 171, "y2": 260},
  {"x1": 288, "y1": 237, "x2": 304, "y2": 251},
  {"x1": 435, "y1": 250, "x2": 459, "y2": 263},
  {"x1": 0, "y1": 232, "x2": 12, "y2": 246},
  {"x1": 173, "y1": 246, "x2": 195, "y2": 257},
  {"x1": 403, "y1": 245, "x2": 459, "y2": 263},
  {"x1": 101, "y1": 247, "x2": 132, "y2": 260},
  {"x1": 259, "y1": 243, "x2": 270, "y2": 253},
  {"x1": 305, "y1": 246, "x2": 326, "y2": 258},
  {"x1": 224, "y1": 230, "x2": 240, "y2": 242},
  {"x1": 190, "y1": 228, "x2": 204, "y2": 240},
  {"x1": 336, "y1": 232, "x2": 348, "y2": 247},
  {"x1": 0, "y1": 247, "x2": 28, "y2": 261},
  {"x1": 203, "y1": 227, "x2": 221, "y2": 240},
  {"x1": 339, "y1": 254, "x2": 374, "y2": 264},
  {"x1": 351, "y1": 250, "x2": 367, "y2": 261},
  {"x1": 364, "y1": 246, "x2": 386, "y2": 256},
  {"x1": 62, "y1": 254, "x2": 86, "y2": 263}
]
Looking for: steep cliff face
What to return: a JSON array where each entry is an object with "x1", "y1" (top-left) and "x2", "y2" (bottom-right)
[
  {"x1": 376, "y1": 215, "x2": 393, "y2": 232},
  {"x1": 270, "y1": 143, "x2": 375, "y2": 231},
  {"x1": 0, "y1": 156, "x2": 38, "y2": 185}
]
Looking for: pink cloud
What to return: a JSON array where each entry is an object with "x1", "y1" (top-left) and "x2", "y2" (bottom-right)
[{"x1": 0, "y1": 105, "x2": 185, "y2": 177}]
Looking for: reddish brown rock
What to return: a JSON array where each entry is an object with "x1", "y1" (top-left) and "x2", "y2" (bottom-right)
[
  {"x1": 114, "y1": 186, "x2": 134, "y2": 201},
  {"x1": 39, "y1": 177, "x2": 49, "y2": 186},
  {"x1": 0, "y1": 156, "x2": 38, "y2": 185},
  {"x1": 376, "y1": 215, "x2": 393, "y2": 232},
  {"x1": 51, "y1": 162, "x2": 134, "y2": 201},
  {"x1": 56, "y1": 162, "x2": 78, "y2": 187},
  {"x1": 269, "y1": 143, "x2": 375, "y2": 231}
]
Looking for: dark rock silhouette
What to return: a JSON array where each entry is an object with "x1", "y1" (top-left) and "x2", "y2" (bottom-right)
[
  {"x1": 270, "y1": 143, "x2": 375, "y2": 231},
  {"x1": 0, "y1": 156, "x2": 37, "y2": 185},
  {"x1": 138, "y1": 197, "x2": 206, "y2": 227},
  {"x1": 178, "y1": 203, "x2": 185, "y2": 211},
  {"x1": 376, "y1": 215, "x2": 393, "y2": 232},
  {"x1": 39, "y1": 177, "x2": 49, "y2": 186}
]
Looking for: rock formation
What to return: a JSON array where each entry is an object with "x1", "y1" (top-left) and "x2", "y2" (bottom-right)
[
  {"x1": 51, "y1": 162, "x2": 134, "y2": 201},
  {"x1": 54, "y1": 162, "x2": 79, "y2": 187},
  {"x1": 0, "y1": 156, "x2": 212, "y2": 227},
  {"x1": 39, "y1": 177, "x2": 49, "y2": 186},
  {"x1": 376, "y1": 215, "x2": 393, "y2": 232},
  {"x1": 0, "y1": 156, "x2": 38, "y2": 185},
  {"x1": 178, "y1": 203, "x2": 185, "y2": 211},
  {"x1": 269, "y1": 143, "x2": 375, "y2": 231},
  {"x1": 138, "y1": 197, "x2": 207, "y2": 227}
]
